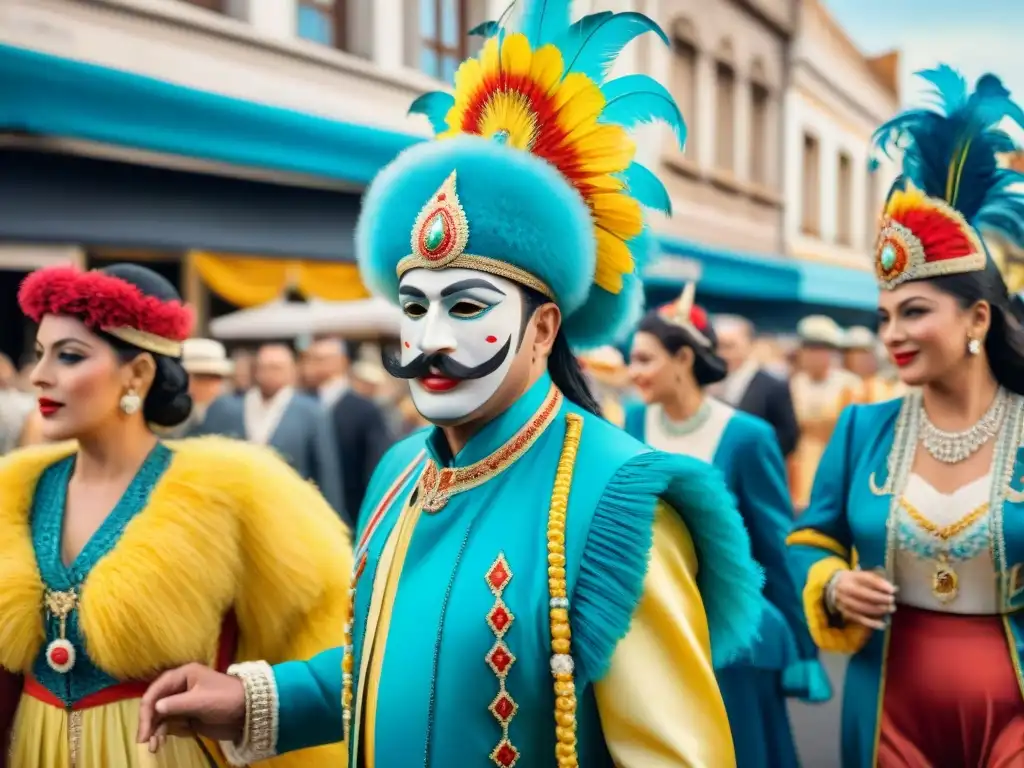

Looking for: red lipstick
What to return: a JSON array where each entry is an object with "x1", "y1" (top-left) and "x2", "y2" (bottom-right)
[
  {"x1": 418, "y1": 376, "x2": 460, "y2": 393},
  {"x1": 38, "y1": 398, "x2": 63, "y2": 417},
  {"x1": 892, "y1": 351, "x2": 918, "y2": 368}
]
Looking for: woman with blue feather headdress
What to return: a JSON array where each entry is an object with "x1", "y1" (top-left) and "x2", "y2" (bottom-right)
[
  {"x1": 135, "y1": 1, "x2": 764, "y2": 766},
  {"x1": 788, "y1": 65, "x2": 1024, "y2": 767}
]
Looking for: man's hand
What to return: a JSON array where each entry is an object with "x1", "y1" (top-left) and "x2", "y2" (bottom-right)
[{"x1": 137, "y1": 663, "x2": 246, "y2": 753}]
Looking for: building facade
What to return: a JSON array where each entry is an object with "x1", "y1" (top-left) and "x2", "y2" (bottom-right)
[
  {"x1": 0, "y1": 0, "x2": 887, "y2": 364},
  {"x1": 783, "y1": 0, "x2": 900, "y2": 274}
]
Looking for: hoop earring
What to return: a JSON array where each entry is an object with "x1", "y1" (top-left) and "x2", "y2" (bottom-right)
[
  {"x1": 120, "y1": 389, "x2": 142, "y2": 415},
  {"x1": 967, "y1": 337, "x2": 982, "y2": 356}
]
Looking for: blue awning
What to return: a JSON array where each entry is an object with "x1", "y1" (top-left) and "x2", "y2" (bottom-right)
[
  {"x1": 645, "y1": 235, "x2": 879, "y2": 329},
  {"x1": 0, "y1": 43, "x2": 421, "y2": 186}
]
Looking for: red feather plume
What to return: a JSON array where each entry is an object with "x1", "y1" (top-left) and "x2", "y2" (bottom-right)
[
  {"x1": 891, "y1": 205, "x2": 974, "y2": 263},
  {"x1": 18, "y1": 266, "x2": 194, "y2": 341}
]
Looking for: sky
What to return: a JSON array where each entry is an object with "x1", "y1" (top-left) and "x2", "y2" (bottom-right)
[{"x1": 824, "y1": 0, "x2": 1024, "y2": 121}]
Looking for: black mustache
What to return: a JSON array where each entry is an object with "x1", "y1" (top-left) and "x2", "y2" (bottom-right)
[{"x1": 382, "y1": 337, "x2": 512, "y2": 381}]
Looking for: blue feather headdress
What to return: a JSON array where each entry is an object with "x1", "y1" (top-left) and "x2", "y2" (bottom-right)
[
  {"x1": 355, "y1": 0, "x2": 684, "y2": 347},
  {"x1": 870, "y1": 65, "x2": 1024, "y2": 290}
]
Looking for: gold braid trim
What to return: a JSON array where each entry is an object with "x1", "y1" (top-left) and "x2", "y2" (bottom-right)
[
  {"x1": 547, "y1": 413, "x2": 582, "y2": 768},
  {"x1": 397, "y1": 254, "x2": 555, "y2": 300},
  {"x1": 103, "y1": 326, "x2": 183, "y2": 358}
]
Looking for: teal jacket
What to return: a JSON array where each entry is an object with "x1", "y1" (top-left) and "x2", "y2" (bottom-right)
[
  {"x1": 625, "y1": 402, "x2": 829, "y2": 698},
  {"x1": 269, "y1": 375, "x2": 764, "y2": 765},
  {"x1": 789, "y1": 396, "x2": 1024, "y2": 767}
]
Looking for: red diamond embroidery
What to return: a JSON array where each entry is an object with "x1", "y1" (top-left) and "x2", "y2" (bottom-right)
[
  {"x1": 487, "y1": 600, "x2": 514, "y2": 638},
  {"x1": 486, "y1": 553, "x2": 513, "y2": 595},
  {"x1": 491, "y1": 739, "x2": 519, "y2": 767},
  {"x1": 489, "y1": 691, "x2": 518, "y2": 725},
  {"x1": 486, "y1": 641, "x2": 516, "y2": 677}
]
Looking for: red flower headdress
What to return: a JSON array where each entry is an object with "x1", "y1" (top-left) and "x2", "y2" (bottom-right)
[
  {"x1": 18, "y1": 266, "x2": 194, "y2": 357},
  {"x1": 657, "y1": 282, "x2": 712, "y2": 348}
]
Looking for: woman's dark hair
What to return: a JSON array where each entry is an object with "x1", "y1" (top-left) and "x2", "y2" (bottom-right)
[
  {"x1": 636, "y1": 309, "x2": 728, "y2": 387},
  {"x1": 522, "y1": 288, "x2": 603, "y2": 417},
  {"x1": 97, "y1": 264, "x2": 193, "y2": 428},
  {"x1": 927, "y1": 257, "x2": 1024, "y2": 396}
]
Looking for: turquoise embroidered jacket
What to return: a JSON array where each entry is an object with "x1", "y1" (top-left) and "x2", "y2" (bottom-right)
[
  {"x1": 269, "y1": 375, "x2": 764, "y2": 765},
  {"x1": 789, "y1": 396, "x2": 1024, "y2": 768}
]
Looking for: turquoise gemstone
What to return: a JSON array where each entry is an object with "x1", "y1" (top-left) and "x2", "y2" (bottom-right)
[
  {"x1": 424, "y1": 213, "x2": 446, "y2": 252},
  {"x1": 880, "y1": 243, "x2": 897, "y2": 270},
  {"x1": 493, "y1": 129, "x2": 510, "y2": 145}
]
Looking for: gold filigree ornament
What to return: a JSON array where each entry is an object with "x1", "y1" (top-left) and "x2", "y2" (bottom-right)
[
  {"x1": 396, "y1": 172, "x2": 556, "y2": 299},
  {"x1": 406, "y1": 172, "x2": 471, "y2": 270}
]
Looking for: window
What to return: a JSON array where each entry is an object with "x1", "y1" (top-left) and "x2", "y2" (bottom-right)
[
  {"x1": 801, "y1": 132, "x2": 821, "y2": 236},
  {"x1": 865, "y1": 166, "x2": 880, "y2": 250},
  {"x1": 420, "y1": 0, "x2": 468, "y2": 82},
  {"x1": 179, "y1": 0, "x2": 224, "y2": 10},
  {"x1": 298, "y1": 0, "x2": 344, "y2": 48},
  {"x1": 749, "y1": 82, "x2": 770, "y2": 185},
  {"x1": 836, "y1": 152, "x2": 853, "y2": 245},
  {"x1": 671, "y1": 23, "x2": 699, "y2": 160},
  {"x1": 714, "y1": 61, "x2": 735, "y2": 172}
]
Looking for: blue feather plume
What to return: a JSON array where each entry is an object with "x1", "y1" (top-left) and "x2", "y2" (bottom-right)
[
  {"x1": 598, "y1": 75, "x2": 687, "y2": 149},
  {"x1": 519, "y1": 0, "x2": 573, "y2": 47},
  {"x1": 408, "y1": 92, "x2": 454, "y2": 135},
  {"x1": 872, "y1": 65, "x2": 1024, "y2": 245},
  {"x1": 554, "y1": 12, "x2": 669, "y2": 85},
  {"x1": 618, "y1": 163, "x2": 672, "y2": 215}
]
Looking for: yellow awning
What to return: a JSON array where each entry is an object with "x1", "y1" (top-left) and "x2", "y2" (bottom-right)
[{"x1": 190, "y1": 251, "x2": 370, "y2": 307}]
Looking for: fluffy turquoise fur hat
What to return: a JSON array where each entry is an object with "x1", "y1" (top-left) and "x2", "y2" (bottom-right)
[{"x1": 354, "y1": 1, "x2": 685, "y2": 348}]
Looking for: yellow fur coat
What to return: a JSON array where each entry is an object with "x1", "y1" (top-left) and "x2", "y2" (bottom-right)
[{"x1": 0, "y1": 437, "x2": 352, "y2": 767}]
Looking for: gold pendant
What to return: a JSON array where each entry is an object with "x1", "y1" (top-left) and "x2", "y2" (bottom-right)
[
  {"x1": 932, "y1": 558, "x2": 959, "y2": 603},
  {"x1": 44, "y1": 589, "x2": 78, "y2": 674}
]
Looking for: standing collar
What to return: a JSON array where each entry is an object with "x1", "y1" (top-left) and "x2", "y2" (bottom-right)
[{"x1": 425, "y1": 374, "x2": 555, "y2": 468}]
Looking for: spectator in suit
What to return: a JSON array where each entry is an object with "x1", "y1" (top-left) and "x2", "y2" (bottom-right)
[
  {"x1": 303, "y1": 337, "x2": 393, "y2": 525},
  {"x1": 714, "y1": 314, "x2": 800, "y2": 457},
  {"x1": 202, "y1": 341, "x2": 346, "y2": 520},
  {"x1": 168, "y1": 338, "x2": 236, "y2": 438}
]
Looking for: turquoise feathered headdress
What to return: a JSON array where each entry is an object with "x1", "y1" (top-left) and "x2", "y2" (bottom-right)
[
  {"x1": 870, "y1": 66, "x2": 1024, "y2": 289},
  {"x1": 355, "y1": 0, "x2": 684, "y2": 347}
]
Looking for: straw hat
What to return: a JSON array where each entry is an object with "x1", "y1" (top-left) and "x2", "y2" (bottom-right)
[
  {"x1": 182, "y1": 338, "x2": 234, "y2": 377},
  {"x1": 797, "y1": 315, "x2": 843, "y2": 348}
]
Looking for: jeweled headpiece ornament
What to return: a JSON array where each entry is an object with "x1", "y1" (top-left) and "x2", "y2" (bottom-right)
[
  {"x1": 657, "y1": 282, "x2": 712, "y2": 348},
  {"x1": 871, "y1": 66, "x2": 1024, "y2": 290},
  {"x1": 356, "y1": 1, "x2": 686, "y2": 348},
  {"x1": 18, "y1": 266, "x2": 194, "y2": 357}
]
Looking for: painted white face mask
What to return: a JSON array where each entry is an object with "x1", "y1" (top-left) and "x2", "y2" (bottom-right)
[{"x1": 386, "y1": 267, "x2": 525, "y2": 423}]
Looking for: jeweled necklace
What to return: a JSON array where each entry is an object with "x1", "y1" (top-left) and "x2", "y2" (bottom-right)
[
  {"x1": 659, "y1": 399, "x2": 712, "y2": 437},
  {"x1": 920, "y1": 387, "x2": 1008, "y2": 464}
]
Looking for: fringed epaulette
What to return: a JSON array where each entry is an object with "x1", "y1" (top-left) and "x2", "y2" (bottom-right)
[{"x1": 570, "y1": 450, "x2": 765, "y2": 682}]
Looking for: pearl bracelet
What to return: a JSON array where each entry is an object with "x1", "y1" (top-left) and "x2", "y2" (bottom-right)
[{"x1": 220, "y1": 661, "x2": 279, "y2": 766}]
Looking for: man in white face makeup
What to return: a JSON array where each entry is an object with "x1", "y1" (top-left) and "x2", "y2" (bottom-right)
[{"x1": 138, "y1": 4, "x2": 766, "y2": 766}]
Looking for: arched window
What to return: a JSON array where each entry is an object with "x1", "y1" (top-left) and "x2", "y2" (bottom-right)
[
  {"x1": 749, "y1": 58, "x2": 771, "y2": 185},
  {"x1": 297, "y1": 0, "x2": 347, "y2": 49},
  {"x1": 714, "y1": 39, "x2": 736, "y2": 172},
  {"x1": 419, "y1": 0, "x2": 470, "y2": 82},
  {"x1": 670, "y1": 18, "x2": 699, "y2": 159}
]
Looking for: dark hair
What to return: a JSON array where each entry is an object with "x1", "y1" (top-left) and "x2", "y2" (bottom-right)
[
  {"x1": 97, "y1": 264, "x2": 193, "y2": 428},
  {"x1": 927, "y1": 258, "x2": 1024, "y2": 396},
  {"x1": 521, "y1": 288, "x2": 603, "y2": 417},
  {"x1": 636, "y1": 309, "x2": 728, "y2": 387}
]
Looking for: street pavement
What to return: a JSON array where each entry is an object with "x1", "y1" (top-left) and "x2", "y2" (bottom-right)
[{"x1": 788, "y1": 652, "x2": 847, "y2": 767}]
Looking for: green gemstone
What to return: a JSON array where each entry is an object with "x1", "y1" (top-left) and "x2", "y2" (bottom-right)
[
  {"x1": 880, "y1": 243, "x2": 897, "y2": 270},
  {"x1": 424, "y1": 213, "x2": 447, "y2": 252}
]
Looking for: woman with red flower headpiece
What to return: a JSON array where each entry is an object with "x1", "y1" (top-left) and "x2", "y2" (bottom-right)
[
  {"x1": 788, "y1": 67, "x2": 1024, "y2": 767},
  {"x1": 0, "y1": 263, "x2": 350, "y2": 767},
  {"x1": 623, "y1": 282, "x2": 830, "y2": 768}
]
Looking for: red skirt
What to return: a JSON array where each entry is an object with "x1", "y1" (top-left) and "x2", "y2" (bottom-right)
[{"x1": 879, "y1": 606, "x2": 1024, "y2": 767}]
